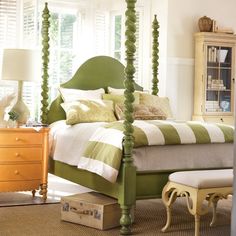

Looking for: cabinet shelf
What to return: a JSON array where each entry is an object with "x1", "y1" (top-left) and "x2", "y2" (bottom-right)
[
  {"x1": 207, "y1": 66, "x2": 231, "y2": 69},
  {"x1": 206, "y1": 89, "x2": 231, "y2": 91}
]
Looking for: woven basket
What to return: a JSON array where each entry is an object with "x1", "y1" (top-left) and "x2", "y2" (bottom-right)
[{"x1": 198, "y1": 16, "x2": 212, "y2": 32}]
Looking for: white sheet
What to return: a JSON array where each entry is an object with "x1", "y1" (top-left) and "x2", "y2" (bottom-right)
[
  {"x1": 49, "y1": 120, "x2": 106, "y2": 165},
  {"x1": 49, "y1": 121, "x2": 233, "y2": 171}
]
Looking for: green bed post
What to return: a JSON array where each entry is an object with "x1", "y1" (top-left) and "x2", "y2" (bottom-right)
[
  {"x1": 151, "y1": 14, "x2": 160, "y2": 96},
  {"x1": 119, "y1": 0, "x2": 137, "y2": 235},
  {"x1": 41, "y1": 2, "x2": 50, "y2": 124}
]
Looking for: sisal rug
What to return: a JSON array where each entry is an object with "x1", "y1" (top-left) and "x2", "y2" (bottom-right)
[
  {"x1": 0, "y1": 197, "x2": 231, "y2": 236},
  {"x1": 0, "y1": 192, "x2": 59, "y2": 207}
]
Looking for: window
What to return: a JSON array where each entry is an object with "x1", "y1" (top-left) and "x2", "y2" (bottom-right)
[
  {"x1": 94, "y1": 11, "x2": 108, "y2": 55},
  {"x1": 0, "y1": 0, "x2": 19, "y2": 99},
  {"x1": 49, "y1": 11, "x2": 78, "y2": 101},
  {"x1": 21, "y1": 1, "x2": 80, "y2": 120},
  {"x1": 113, "y1": 15, "x2": 122, "y2": 61},
  {"x1": 111, "y1": 10, "x2": 143, "y2": 86},
  {"x1": 0, "y1": 0, "x2": 18, "y2": 47},
  {"x1": 0, "y1": 1, "x2": 146, "y2": 121}
]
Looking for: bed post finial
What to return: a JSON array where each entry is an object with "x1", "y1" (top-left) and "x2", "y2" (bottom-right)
[
  {"x1": 41, "y1": 2, "x2": 50, "y2": 124},
  {"x1": 151, "y1": 14, "x2": 160, "y2": 96},
  {"x1": 120, "y1": 0, "x2": 137, "y2": 235}
]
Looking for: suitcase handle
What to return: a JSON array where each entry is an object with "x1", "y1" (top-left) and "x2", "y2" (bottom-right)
[{"x1": 70, "y1": 207, "x2": 94, "y2": 215}]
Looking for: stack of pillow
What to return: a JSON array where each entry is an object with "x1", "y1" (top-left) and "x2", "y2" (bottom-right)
[{"x1": 59, "y1": 87, "x2": 173, "y2": 125}]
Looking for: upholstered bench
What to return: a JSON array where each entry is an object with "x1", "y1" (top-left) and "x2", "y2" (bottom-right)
[{"x1": 161, "y1": 169, "x2": 233, "y2": 236}]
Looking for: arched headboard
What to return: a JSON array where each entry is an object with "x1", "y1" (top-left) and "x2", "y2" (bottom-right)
[{"x1": 47, "y1": 56, "x2": 143, "y2": 124}]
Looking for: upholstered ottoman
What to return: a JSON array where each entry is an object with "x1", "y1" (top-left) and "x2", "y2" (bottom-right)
[{"x1": 161, "y1": 169, "x2": 233, "y2": 236}]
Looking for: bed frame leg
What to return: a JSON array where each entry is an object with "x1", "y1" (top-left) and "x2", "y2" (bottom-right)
[{"x1": 120, "y1": 205, "x2": 133, "y2": 235}]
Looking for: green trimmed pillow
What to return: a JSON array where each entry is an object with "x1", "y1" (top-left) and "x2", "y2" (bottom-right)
[
  {"x1": 102, "y1": 93, "x2": 140, "y2": 107},
  {"x1": 61, "y1": 100, "x2": 116, "y2": 125},
  {"x1": 139, "y1": 93, "x2": 173, "y2": 119},
  {"x1": 115, "y1": 104, "x2": 167, "y2": 120}
]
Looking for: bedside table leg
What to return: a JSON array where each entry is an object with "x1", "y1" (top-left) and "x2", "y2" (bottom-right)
[
  {"x1": 32, "y1": 189, "x2": 36, "y2": 198},
  {"x1": 40, "y1": 183, "x2": 48, "y2": 202}
]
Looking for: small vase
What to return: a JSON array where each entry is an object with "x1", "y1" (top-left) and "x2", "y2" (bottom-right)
[
  {"x1": 198, "y1": 16, "x2": 213, "y2": 32},
  {"x1": 7, "y1": 120, "x2": 17, "y2": 128}
]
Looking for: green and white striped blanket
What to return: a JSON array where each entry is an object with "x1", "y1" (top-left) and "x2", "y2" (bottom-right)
[{"x1": 78, "y1": 120, "x2": 234, "y2": 183}]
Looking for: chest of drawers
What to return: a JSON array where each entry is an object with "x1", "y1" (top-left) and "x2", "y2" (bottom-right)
[{"x1": 0, "y1": 128, "x2": 49, "y2": 201}]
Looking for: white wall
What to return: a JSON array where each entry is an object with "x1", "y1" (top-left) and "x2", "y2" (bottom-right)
[{"x1": 166, "y1": 0, "x2": 236, "y2": 120}]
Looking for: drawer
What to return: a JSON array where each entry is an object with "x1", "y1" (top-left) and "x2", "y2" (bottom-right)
[
  {"x1": 0, "y1": 133, "x2": 43, "y2": 146},
  {"x1": 0, "y1": 164, "x2": 42, "y2": 181},
  {"x1": 0, "y1": 148, "x2": 42, "y2": 162}
]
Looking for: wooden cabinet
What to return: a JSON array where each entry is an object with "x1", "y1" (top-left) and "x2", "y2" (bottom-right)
[
  {"x1": 193, "y1": 32, "x2": 236, "y2": 125},
  {"x1": 0, "y1": 128, "x2": 49, "y2": 201}
]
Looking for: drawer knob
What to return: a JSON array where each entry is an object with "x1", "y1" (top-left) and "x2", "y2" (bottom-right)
[
  {"x1": 15, "y1": 137, "x2": 20, "y2": 141},
  {"x1": 15, "y1": 153, "x2": 20, "y2": 157},
  {"x1": 14, "y1": 170, "x2": 19, "y2": 175}
]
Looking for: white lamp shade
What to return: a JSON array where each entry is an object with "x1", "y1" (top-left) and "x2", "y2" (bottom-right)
[{"x1": 1, "y1": 49, "x2": 39, "y2": 81}]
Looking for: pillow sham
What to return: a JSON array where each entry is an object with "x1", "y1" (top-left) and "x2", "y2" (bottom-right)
[
  {"x1": 59, "y1": 87, "x2": 105, "y2": 102},
  {"x1": 115, "y1": 103, "x2": 167, "y2": 120},
  {"x1": 139, "y1": 93, "x2": 173, "y2": 119},
  {"x1": 102, "y1": 93, "x2": 140, "y2": 107},
  {"x1": 61, "y1": 100, "x2": 116, "y2": 125},
  {"x1": 107, "y1": 87, "x2": 125, "y2": 95}
]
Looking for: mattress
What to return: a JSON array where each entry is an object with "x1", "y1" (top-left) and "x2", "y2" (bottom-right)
[{"x1": 49, "y1": 120, "x2": 233, "y2": 172}]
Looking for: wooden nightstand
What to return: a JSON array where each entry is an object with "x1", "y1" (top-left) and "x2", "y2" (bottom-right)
[{"x1": 0, "y1": 127, "x2": 49, "y2": 201}]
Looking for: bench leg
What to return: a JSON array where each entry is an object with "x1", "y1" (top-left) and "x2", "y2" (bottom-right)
[
  {"x1": 194, "y1": 214, "x2": 200, "y2": 236},
  {"x1": 161, "y1": 182, "x2": 178, "y2": 232},
  {"x1": 210, "y1": 197, "x2": 219, "y2": 226}
]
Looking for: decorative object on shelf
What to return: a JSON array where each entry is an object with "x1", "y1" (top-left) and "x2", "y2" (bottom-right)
[
  {"x1": 1, "y1": 49, "x2": 39, "y2": 126},
  {"x1": 220, "y1": 100, "x2": 230, "y2": 112},
  {"x1": 0, "y1": 93, "x2": 15, "y2": 126},
  {"x1": 218, "y1": 49, "x2": 228, "y2": 63},
  {"x1": 198, "y1": 16, "x2": 213, "y2": 32}
]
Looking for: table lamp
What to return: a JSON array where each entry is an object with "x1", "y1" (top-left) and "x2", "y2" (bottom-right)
[{"x1": 1, "y1": 49, "x2": 39, "y2": 125}]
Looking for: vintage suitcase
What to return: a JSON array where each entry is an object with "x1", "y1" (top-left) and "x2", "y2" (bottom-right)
[{"x1": 61, "y1": 192, "x2": 124, "y2": 230}]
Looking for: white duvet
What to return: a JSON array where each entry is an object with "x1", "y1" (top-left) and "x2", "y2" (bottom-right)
[
  {"x1": 49, "y1": 120, "x2": 233, "y2": 172},
  {"x1": 49, "y1": 120, "x2": 106, "y2": 166}
]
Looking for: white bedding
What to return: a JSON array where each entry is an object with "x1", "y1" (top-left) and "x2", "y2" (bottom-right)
[
  {"x1": 49, "y1": 120, "x2": 107, "y2": 165},
  {"x1": 49, "y1": 120, "x2": 233, "y2": 171}
]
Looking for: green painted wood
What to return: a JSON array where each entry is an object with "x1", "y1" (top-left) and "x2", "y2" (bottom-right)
[
  {"x1": 47, "y1": 56, "x2": 143, "y2": 124},
  {"x1": 41, "y1": 3, "x2": 50, "y2": 124},
  {"x1": 49, "y1": 159, "x2": 170, "y2": 200},
  {"x1": 120, "y1": 0, "x2": 137, "y2": 235},
  {"x1": 49, "y1": 159, "x2": 121, "y2": 198},
  {"x1": 151, "y1": 15, "x2": 160, "y2": 96}
]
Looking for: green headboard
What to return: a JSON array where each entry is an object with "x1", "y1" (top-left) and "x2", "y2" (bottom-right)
[{"x1": 47, "y1": 55, "x2": 143, "y2": 124}]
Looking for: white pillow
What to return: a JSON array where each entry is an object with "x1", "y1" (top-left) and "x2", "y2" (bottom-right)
[
  {"x1": 107, "y1": 87, "x2": 125, "y2": 95},
  {"x1": 59, "y1": 87, "x2": 105, "y2": 102}
]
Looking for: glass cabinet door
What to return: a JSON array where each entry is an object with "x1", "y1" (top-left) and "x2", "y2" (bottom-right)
[{"x1": 205, "y1": 45, "x2": 232, "y2": 113}]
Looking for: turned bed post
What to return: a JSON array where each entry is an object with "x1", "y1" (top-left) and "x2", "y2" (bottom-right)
[
  {"x1": 120, "y1": 0, "x2": 137, "y2": 235},
  {"x1": 151, "y1": 14, "x2": 160, "y2": 95},
  {"x1": 41, "y1": 2, "x2": 50, "y2": 124}
]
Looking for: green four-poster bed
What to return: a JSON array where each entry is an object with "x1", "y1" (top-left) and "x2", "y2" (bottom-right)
[{"x1": 40, "y1": 2, "x2": 234, "y2": 235}]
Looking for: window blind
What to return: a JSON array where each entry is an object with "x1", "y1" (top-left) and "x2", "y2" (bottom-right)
[{"x1": 0, "y1": 0, "x2": 18, "y2": 99}]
